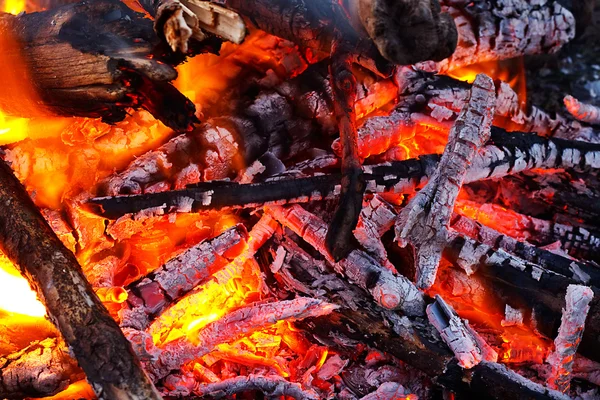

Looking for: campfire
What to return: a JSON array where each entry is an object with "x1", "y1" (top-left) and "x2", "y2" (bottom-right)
[{"x1": 0, "y1": 0, "x2": 600, "y2": 399}]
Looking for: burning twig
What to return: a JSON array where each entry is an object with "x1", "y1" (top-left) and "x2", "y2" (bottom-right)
[
  {"x1": 395, "y1": 74, "x2": 496, "y2": 289},
  {"x1": 193, "y1": 374, "x2": 319, "y2": 400},
  {"x1": 427, "y1": 295, "x2": 498, "y2": 369},
  {"x1": 120, "y1": 225, "x2": 247, "y2": 330},
  {"x1": 564, "y1": 95, "x2": 600, "y2": 125},
  {"x1": 0, "y1": 159, "x2": 161, "y2": 398},
  {"x1": 546, "y1": 285, "x2": 594, "y2": 393},
  {"x1": 146, "y1": 298, "x2": 337, "y2": 380},
  {"x1": 326, "y1": 50, "x2": 365, "y2": 261},
  {"x1": 266, "y1": 205, "x2": 425, "y2": 315}
]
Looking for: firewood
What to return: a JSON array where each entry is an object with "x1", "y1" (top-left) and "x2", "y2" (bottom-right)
[
  {"x1": 193, "y1": 374, "x2": 319, "y2": 400},
  {"x1": 395, "y1": 74, "x2": 496, "y2": 289},
  {"x1": 277, "y1": 239, "x2": 569, "y2": 400},
  {"x1": 88, "y1": 127, "x2": 600, "y2": 219},
  {"x1": 325, "y1": 51, "x2": 366, "y2": 261},
  {"x1": 450, "y1": 213, "x2": 600, "y2": 286},
  {"x1": 144, "y1": 298, "x2": 337, "y2": 380},
  {"x1": 359, "y1": 382, "x2": 415, "y2": 400},
  {"x1": 0, "y1": 159, "x2": 161, "y2": 398},
  {"x1": 427, "y1": 295, "x2": 497, "y2": 369},
  {"x1": 354, "y1": 195, "x2": 396, "y2": 271},
  {"x1": 0, "y1": 338, "x2": 82, "y2": 399},
  {"x1": 0, "y1": 0, "x2": 202, "y2": 131},
  {"x1": 417, "y1": 0, "x2": 575, "y2": 74},
  {"x1": 546, "y1": 285, "x2": 594, "y2": 393},
  {"x1": 120, "y1": 225, "x2": 247, "y2": 330},
  {"x1": 265, "y1": 204, "x2": 426, "y2": 315}
]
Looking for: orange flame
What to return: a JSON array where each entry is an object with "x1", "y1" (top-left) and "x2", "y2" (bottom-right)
[{"x1": 3, "y1": 0, "x2": 25, "y2": 14}]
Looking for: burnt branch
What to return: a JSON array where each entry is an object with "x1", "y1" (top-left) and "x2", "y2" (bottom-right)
[
  {"x1": 193, "y1": 374, "x2": 319, "y2": 400},
  {"x1": 0, "y1": 159, "x2": 161, "y2": 398},
  {"x1": 395, "y1": 74, "x2": 496, "y2": 289},
  {"x1": 265, "y1": 204, "x2": 425, "y2": 315},
  {"x1": 564, "y1": 95, "x2": 600, "y2": 125}
]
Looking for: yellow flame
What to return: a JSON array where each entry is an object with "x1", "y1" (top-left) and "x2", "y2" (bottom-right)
[
  {"x1": 3, "y1": 0, "x2": 25, "y2": 14},
  {"x1": 0, "y1": 258, "x2": 46, "y2": 317}
]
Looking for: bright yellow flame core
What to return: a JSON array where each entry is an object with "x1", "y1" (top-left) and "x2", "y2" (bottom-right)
[
  {"x1": 3, "y1": 0, "x2": 25, "y2": 14},
  {"x1": 0, "y1": 258, "x2": 46, "y2": 317}
]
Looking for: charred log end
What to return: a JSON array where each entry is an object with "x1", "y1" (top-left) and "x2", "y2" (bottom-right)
[{"x1": 358, "y1": 0, "x2": 458, "y2": 65}]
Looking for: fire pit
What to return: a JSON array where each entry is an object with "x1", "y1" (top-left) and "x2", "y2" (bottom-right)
[{"x1": 0, "y1": 0, "x2": 599, "y2": 399}]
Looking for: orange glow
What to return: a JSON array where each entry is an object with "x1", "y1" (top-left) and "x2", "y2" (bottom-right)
[
  {"x1": 448, "y1": 57, "x2": 527, "y2": 108},
  {"x1": 0, "y1": 255, "x2": 46, "y2": 317}
]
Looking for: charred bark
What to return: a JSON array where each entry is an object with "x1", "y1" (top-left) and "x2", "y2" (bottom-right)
[{"x1": 0, "y1": 159, "x2": 161, "y2": 399}]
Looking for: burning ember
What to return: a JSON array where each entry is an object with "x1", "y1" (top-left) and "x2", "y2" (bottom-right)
[{"x1": 1, "y1": 0, "x2": 600, "y2": 399}]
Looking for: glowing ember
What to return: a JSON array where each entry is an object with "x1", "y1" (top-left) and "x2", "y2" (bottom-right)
[{"x1": 0, "y1": 256, "x2": 45, "y2": 317}]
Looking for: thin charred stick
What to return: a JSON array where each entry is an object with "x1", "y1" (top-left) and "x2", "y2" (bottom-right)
[
  {"x1": 277, "y1": 239, "x2": 569, "y2": 400},
  {"x1": 0, "y1": 159, "x2": 161, "y2": 398},
  {"x1": 564, "y1": 95, "x2": 600, "y2": 125},
  {"x1": 193, "y1": 374, "x2": 319, "y2": 400},
  {"x1": 450, "y1": 213, "x2": 600, "y2": 286},
  {"x1": 395, "y1": 74, "x2": 496, "y2": 289},
  {"x1": 90, "y1": 127, "x2": 600, "y2": 219},
  {"x1": 546, "y1": 285, "x2": 594, "y2": 393},
  {"x1": 266, "y1": 204, "x2": 425, "y2": 315},
  {"x1": 326, "y1": 51, "x2": 366, "y2": 261},
  {"x1": 145, "y1": 298, "x2": 337, "y2": 380},
  {"x1": 0, "y1": 338, "x2": 82, "y2": 399},
  {"x1": 354, "y1": 195, "x2": 396, "y2": 270},
  {"x1": 120, "y1": 225, "x2": 247, "y2": 330}
]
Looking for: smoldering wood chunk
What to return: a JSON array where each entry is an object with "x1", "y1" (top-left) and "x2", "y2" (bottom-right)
[
  {"x1": 194, "y1": 375, "x2": 320, "y2": 400},
  {"x1": 564, "y1": 95, "x2": 600, "y2": 125},
  {"x1": 395, "y1": 74, "x2": 496, "y2": 289},
  {"x1": 0, "y1": 338, "x2": 82, "y2": 399},
  {"x1": 359, "y1": 0, "x2": 457, "y2": 65}
]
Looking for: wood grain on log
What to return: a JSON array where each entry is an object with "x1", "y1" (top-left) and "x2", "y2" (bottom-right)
[
  {"x1": 0, "y1": 158, "x2": 161, "y2": 399},
  {"x1": 0, "y1": 0, "x2": 201, "y2": 131}
]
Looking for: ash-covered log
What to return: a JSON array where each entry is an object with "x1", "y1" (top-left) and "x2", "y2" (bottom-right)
[
  {"x1": 193, "y1": 374, "x2": 319, "y2": 400},
  {"x1": 0, "y1": 158, "x2": 161, "y2": 398},
  {"x1": 546, "y1": 285, "x2": 594, "y2": 393},
  {"x1": 395, "y1": 73, "x2": 495, "y2": 289},
  {"x1": 0, "y1": 0, "x2": 201, "y2": 131}
]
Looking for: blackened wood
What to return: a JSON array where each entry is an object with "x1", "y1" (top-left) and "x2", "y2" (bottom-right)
[
  {"x1": 325, "y1": 51, "x2": 365, "y2": 261},
  {"x1": 0, "y1": 159, "x2": 161, "y2": 399}
]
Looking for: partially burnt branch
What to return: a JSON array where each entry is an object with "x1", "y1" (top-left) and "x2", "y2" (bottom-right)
[
  {"x1": 265, "y1": 204, "x2": 425, "y2": 315},
  {"x1": 395, "y1": 74, "x2": 496, "y2": 289},
  {"x1": 564, "y1": 95, "x2": 600, "y2": 125},
  {"x1": 0, "y1": 159, "x2": 161, "y2": 399},
  {"x1": 546, "y1": 285, "x2": 594, "y2": 392},
  {"x1": 194, "y1": 374, "x2": 319, "y2": 400},
  {"x1": 120, "y1": 225, "x2": 247, "y2": 330}
]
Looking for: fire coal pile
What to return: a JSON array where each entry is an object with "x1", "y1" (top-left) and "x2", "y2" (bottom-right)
[{"x1": 2, "y1": 0, "x2": 600, "y2": 399}]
